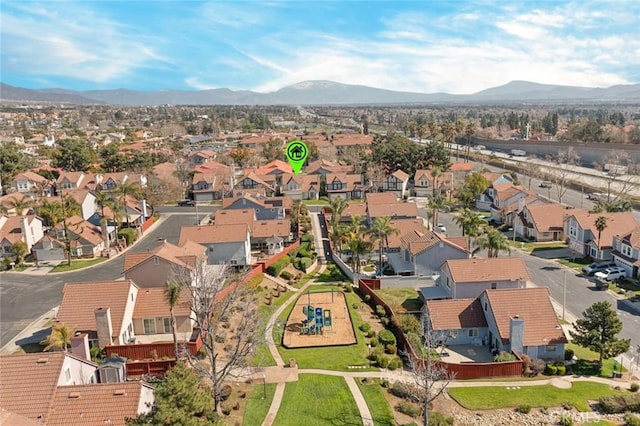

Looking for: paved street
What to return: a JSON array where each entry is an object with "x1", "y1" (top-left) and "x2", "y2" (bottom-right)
[{"x1": 0, "y1": 214, "x2": 197, "y2": 348}]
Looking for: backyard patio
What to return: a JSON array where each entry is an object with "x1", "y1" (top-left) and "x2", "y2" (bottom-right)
[{"x1": 438, "y1": 344, "x2": 495, "y2": 364}]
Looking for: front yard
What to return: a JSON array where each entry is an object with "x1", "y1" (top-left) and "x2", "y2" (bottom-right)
[{"x1": 50, "y1": 257, "x2": 107, "y2": 272}]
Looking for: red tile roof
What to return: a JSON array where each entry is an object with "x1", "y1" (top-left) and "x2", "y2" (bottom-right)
[
  {"x1": 122, "y1": 240, "x2": 206, "y2": 273},
  {"x1": 485, "y1": 287, "x2": 567, "y2": 346},
  {"x1": 47, "y1": 382, "x2": 153, "y2": 426},
  {"x1": 567, "y1": 210, "x2": 638, "y2": 249},
  {"x1": 56, "y1": 280, "x2": 137, "y2": 337},
  {"x1": 178, "y1": 223, "x2": 250, "y2": 245},
  {"x1": 525, "y1": 203, "x2": 567, "y2": 233},
  {"x1": 426, "y1": 299, "x2": 487, "y2": 330},
  {"x1": 365, "y1": 192, "x2": 397, "y2": 205},
  {"x1": 133, "y1": 287, "x2": 191, "y2": 319},
  {"x1": 445, "y1": 257, "x2": 531, "y2": 283}
]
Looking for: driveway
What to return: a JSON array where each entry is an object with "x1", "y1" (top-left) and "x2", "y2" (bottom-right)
[{"x1": 0, "y1": 214, "x2": 196, "y2": 348}]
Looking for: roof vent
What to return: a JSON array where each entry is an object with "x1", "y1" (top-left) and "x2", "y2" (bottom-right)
[
  {"x1": 113, "y1": 389, "x2": 126, "y2": 396},
  {"x1": 36, "y1": 357, "x2": 49, "y2": 364},
  {"x1": 68, "y1": 392, "x2": 81, "y2": 399}
]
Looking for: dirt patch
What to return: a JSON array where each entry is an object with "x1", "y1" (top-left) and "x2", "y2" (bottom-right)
[
  {"x1": 283, "y1": 290, "x2": 357, "y2": 348},
  {"x1": 379, "y1": 383, "x2": 421, "y2": 425}
]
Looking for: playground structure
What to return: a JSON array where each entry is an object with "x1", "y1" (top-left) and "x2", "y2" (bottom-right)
[
  {"x1": 301, "y1": 305, "x2": 332, "y2": 335},
  {"x1": 282, "y1": 289, "x2": 356, "y2": 348}
]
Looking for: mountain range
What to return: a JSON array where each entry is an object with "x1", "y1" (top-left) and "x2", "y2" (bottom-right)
[{"x1": 1, "y1": 80, "x2": 639, "y2": 106}]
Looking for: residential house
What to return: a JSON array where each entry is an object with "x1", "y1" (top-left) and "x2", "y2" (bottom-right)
[
  {"x1": 222, "y1": 195, "x2": 289, "y2": 221},
  {"x1": 365, "y1": 192, "x2": 397, "y2": 205},
  {"x1": 413, "y1": 169, "x2": 453, "y2": 198},
  {"x1": 52, "y1": 215, "x2": 105, "y2": 258},
  {"x1": 0, "y1": 192, "x2": 35, "y2": 216},
  {"x1": 383, "y1": 170, "x2": 410, "y2": 198},
  {"x1": 10, "y1": 171, "x2": 54, "y2": 197},
  {"x1": 56, "y1": 280, "x2": 139, "y2": 348},
  {"x1": 32, "y1": 234, "x2": 66, "y2": 262},
  {"x1": 188, "y1": 149, "x2": 217, "y2": 167},
  {"x1": 340, "y1": 202, "x2": 367, "y2": 224},
  {"x1": 516, "y1": 203, "x2": 567, "y2": 242},
  {"x1": 64, "y1": 188, "x2": 98, "y2": 220},
  {"x1": 386, "y1": 218, "x2": 427, "y2": 249},
  {"x1": 251, "y1": 159, "x2": 293, "y2": 176},
  {"x1": 366, "y1": 201, "x2": 418, "y2": 225},
  {"x1": 212, "y1": 209, "x2": 292, "y2": 249},
  {"x1": 96, "y1": 172, "x2": 147, "y2": 191},
  {"x1": 331, "y1": 133, "x2": 373, "y2": 156},
  {"x1": 305, "y1": 159, "x2": 353, "y2": 175},
  {"x1": 388, "y1": 230, "x2": 469, "y2": 276},
  {"x1": 503, "y1": 192, "x2": 549, "y2": 231},
  {"x1": 234, "y1": 173, "x2": 275, "y2": 196},
  {"x1": 425, "y1": 287, "x2": 567, "y2": 360},
  {"x1": 46, "y1": 381, "x2": 155, "y2": 426},
  {"x1": 480, "y1": 181, "x2": 540, "y2": 224},
  {"x1": 435, "y1": 257, "x2": 531, "y2": 300},
  {"x1": 179, "y1": 223, "x2": 252, "y2": 266},
  {"x1": 280, "y1": 173, "x2": 320, "y2": 200},
  {"x1": 0, "y1": 352, "x2": 99, "y2": 424},
  {"x1": 612, "y1": 227, "x2": 640, "y2": 278},
  {"x1": 324, "y1": 173, "x2": 364, "y2": 200},
  {"x1": 0, "y1": 215, "x2": 44, "y2": 260},
  {"x1": 564, "y1": 210, "x2": 638, "y2": 260},
  {"x1": 123, "y1": 240, "x2": 207, "y2": 287},
  {"x1": 191, "y1": 171, "x2": 233, "y2": 202},
  {"x1": 132, "y1": 287, "x2": 193, "y2": 342},
  {"x1": 57, "y1": 171, "x2": 91, "y2": 190},
  {"x1": 475, "y1": 173, "x2": 514, "y2": 211}
]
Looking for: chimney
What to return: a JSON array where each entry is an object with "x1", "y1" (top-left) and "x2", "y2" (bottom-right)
[
  {"x1": 94, "y1": 307, "x2": 113, "y2": 348},
  {"x1": 71, "y1": 332, "x2": 91, "y2": 361},
  {"x1": 509, "y1": 315, "x2": 525, "y2": 356},
  {"x1": 140, "y1": 199, "x2": 148, "y2": 218}
]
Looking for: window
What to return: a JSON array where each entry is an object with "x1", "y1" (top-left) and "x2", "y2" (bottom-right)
[
  {"x1": 491, "y1": 282, "x2": 497, "y2": 289},
  {"x1": 622, "y1": 244, "x2": 632, "y2": 256},
  {"x1": 163, "y1": 318, "x2": 172, "y2": 333},
  {"x1": 569, "y1": 226, "x2": 577, "y2": 237},
  {"x1": 143, "y1": 318, "x2": 156, "y2": 334},
  {"x1": 128, "y1": 323, "x2": 133, "y2": 334},
  {"x1": 153, "y1": 257, "x2": 159, "y2": 265},
  {"x1": 545, "y1": 345, "x2": 557, "y2": 352},
  {"x1": 230, "y1": 260, "x2": 238, "y2": 265},
  {"x1": 468, "y1": 328, "x2": 479, "y2": 337}
]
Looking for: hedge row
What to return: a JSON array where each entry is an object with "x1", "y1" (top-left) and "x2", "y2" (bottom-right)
[
  {"x1": 599, "y1": 394, "x2": 640, "y2": 414},
  {"x1": 266, "y1": 255, "x2": 290, "y2": 277}
]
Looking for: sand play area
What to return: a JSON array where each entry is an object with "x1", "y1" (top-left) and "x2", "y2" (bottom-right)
[{"x1": 282, "y1": 290, "x2": 357, "y2": 348}]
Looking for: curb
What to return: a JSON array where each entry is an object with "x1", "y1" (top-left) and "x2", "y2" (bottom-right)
[{"x1": 0, "y1": 305, "x2": 59, "y2": 355}]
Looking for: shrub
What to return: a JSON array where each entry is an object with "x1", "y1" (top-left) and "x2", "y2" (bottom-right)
[
  {"x1": 364, "y1": 294, "x2": 371, "y2": 303},
  {"x1": 359, "y1": 323, "x2": 371, "y2": 333},
  {"x1": 521, "y1": 354, "x2": 532, "y2": 375},
  {"x1": 266, "y1": 255, "x2": 290, "y2": 276},
  {"x1": 352, "y1": 302, "x2": 360, "y2": 310},
  {"x1": 625, "y1": 412, "x2": 640, "y2": 426},
  {"x1": 544, "y1": 364, "x2": 558, "y2": 375},
  {"x1": 367, "y1": 330, "x2": 376, "y2": 338},
  {"x1": 564, "y1": 348, "x2": 575, "y2": 361},
  {"x1": 385, "y1": 344, "x2": 397, "y2": 355},
  {"x1": 599, "y1": 394, "x2": 640, "y2": 414},
  {"x1": 301, "y1": 233, "x2": 313, "y2": 242},
  {"x1": 531, "y1": 359, "x2": 546, "y2": 375},
  {"x1": 396, "y1": 401, "x2": 421, "y2": 418},
  {"x1": 294, "y1": 257, "x2": 313, "y2": 271},
  {"x1": 220, "y1": 384, "x2": 232, "y2": 401},
  {"x1": 375, "y1": 353, "x2": 391, "y2": 368},
  {"x1": 381, "y1": 317, "x2": 390, "y2": 326},
  {"x1": 516, "y1": 404, "x2": 531, "y2": 414},
  {"x1": 280, "y1": 270, "x2": 293, "y2": 280},
  {"x1": 557, "y1": 414, "x2": 574, "y2": 426},
  {"x1": 388, "y1": 356, "x2": 403, "y2": 370},
  {"x1": 369, "y1": 338, "x2": 378, "y2": 347},
  {"x1": 494, "y1": 351, "x2": 516, "y2": 362},
  {"x1": 398, "y1": 314, "x2": 421, "y2": 335},
  {"x1": 631, "y1": 383, "x2": 640, "y2": 393},
  {"x1": 245, "y1": 273, "x2": 264, "y2": 289},
  {"x1": 376, "y1": 305, "x2": 386, "y2": 318},
  {"x1": 556, "y1": 365, "x2": 566, "y2": 375},
  {"x1": 428, "y1": 412, "x2": 454, "y2": 426},
  {"x1": 343, "y1": 284, "x2": 352, "y2": 292},
  {"x1": 118, "y1": 228, "x2": 137, "y2": 246},
  {"x1": 378, "y1": 329, "x2": 396, "y2": 346},
  {"x1": 390, "y1": 381, "x2": 413, "y2": 400}
]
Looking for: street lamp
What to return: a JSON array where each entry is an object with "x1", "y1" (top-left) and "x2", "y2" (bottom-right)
[
  {"x1": 262, "y1": 373, "x2": 267, "y2": 399},
  {"x1": 563, "y1": 270, "x2": 567, "y2": 322}
]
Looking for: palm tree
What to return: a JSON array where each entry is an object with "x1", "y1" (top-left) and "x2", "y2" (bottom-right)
[
  {"x1": 41, "y1": 322, "x2": 76, "y2": 352},
  {"x1": 454, "y1": 208, "x2": 485, "y2": 238},
  {"x1": 367, "y1": 216, "x2": 399, "y2": 274},
  {"x1": 165, "y1": 281, "x2": 183, "y2": 359},
  {"x1": 94, "y1": 190, "x2": 111, "y2": 217},
  {"x1": 464, "y1": 121, "x2": 476, "y2": 163},
  {"x1": 428, "y1": 194, "x2": 445, "y2": 230},
  {"x1": 2, "y1": 195, "x2": 33, "y2": 216},
  {"x1": 473, "y1": 228, "x2": 511, "y2": 258},
  {"x1": 430, "y1": 167, "x2": 442, "y2": 199},
  {"x1": 594, "y1": 216, "x2": 608, "y2": 255},
  {"x1": 116, "y1": 182, "x2": 141, "y2": 228},
  {"x1": 329, "y1": 197, "x2": 348, "y2": 250}
]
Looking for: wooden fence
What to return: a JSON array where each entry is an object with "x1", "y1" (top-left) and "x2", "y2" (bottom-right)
[
  {"x1": 125, "y1": 359, "x2": 176, "y2": 377},
  {"x1": 105, "y1": 332, "x2": 202, "y2": 361},
  {"x1": 358, "y1": 278, "x2": 523, "y2": 380}
]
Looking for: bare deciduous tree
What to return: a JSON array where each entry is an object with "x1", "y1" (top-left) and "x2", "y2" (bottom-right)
[
  {"x1": 174, "y1": 263, "x2": 261, "y2": 415},
  {"x1": 548, "y1": 147, "x2": 580, "y2": 204},
  {"x1": 406, "y1": 312, "x2": 456, "y2": 426}
]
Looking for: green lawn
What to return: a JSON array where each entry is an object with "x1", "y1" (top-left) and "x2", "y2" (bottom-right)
[
  {"x1": 557, "y1": 257, "x2": 592, "y2": 272},
  {"x1": 513, "y1": 241, "x2": 568, "y2": 254},
  {"x1": 448, "y1": 381, "x2": 626, "y2": 412},
  {"x1": 356, "y1": 379, "x2": 395, "y2": 426},
  {"x1": 275, "y1": 288, "x2": 375, "y2": 370},
  {"x1": 301, "y1": 199, "x2": 329, "y2": 206},
  {"x1": 609, "y1": 279, "x2": 640, "y2": 297},
  {"x1": 50, "y1": 257, "x2": 107, "y2": 272},
  {"x1": 273, "y1": 374, "x2": 361, "y2": 426},
  {"x1": 252, "y1": 290, "x2": 297, "y2": 367},
  {"x1": 374, "y1": 287, "x2": 422, "y2": 312},
  {"x1": 242, "y1": 382, "x2": 277, "y2": 426},
  {"x1": 567, "y1": 342, "x2": 626, "y2": 378}
]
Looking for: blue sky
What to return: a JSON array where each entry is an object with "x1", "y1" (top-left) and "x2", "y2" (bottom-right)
[{"x1": 2, "y1": 1, "x2": 639, "y2": 94}]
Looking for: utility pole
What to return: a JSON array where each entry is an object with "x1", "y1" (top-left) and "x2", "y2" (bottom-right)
[
  {"x1": 563, "y1": 270, "x2": 567, "y2": 321},
  {"x1": 60, "y1": 188, "x2": 72, "y2": 266}
]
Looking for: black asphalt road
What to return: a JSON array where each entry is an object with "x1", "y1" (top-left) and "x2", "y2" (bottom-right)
[{"x1": 0, "y1": 214, "x2": 196, "y2": 348}]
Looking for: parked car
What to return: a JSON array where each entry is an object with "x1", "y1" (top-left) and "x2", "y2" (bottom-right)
[
  {"x1": 594, "y1": 267, "x2": 627, "y2": 281},
  {"x1": 435, "y1": 223, "x2": 447, "y2": 233},
  {"x1": 582, "y1": 261, "x2": 617, "y2": 276},
  {"x1": 587, "y1": 193, "x2": 605, "y2": 201},
  {"x1": 538, "y1": 181, "x2": 553, "y2": 188},
  {"x1": 178, "y1": 199, "x2": 195, "y2": 207}
]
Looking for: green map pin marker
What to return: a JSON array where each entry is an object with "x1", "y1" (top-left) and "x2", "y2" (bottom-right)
[{"x1": 286, "y1": 140, "x2": 308, "y2": 174}]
